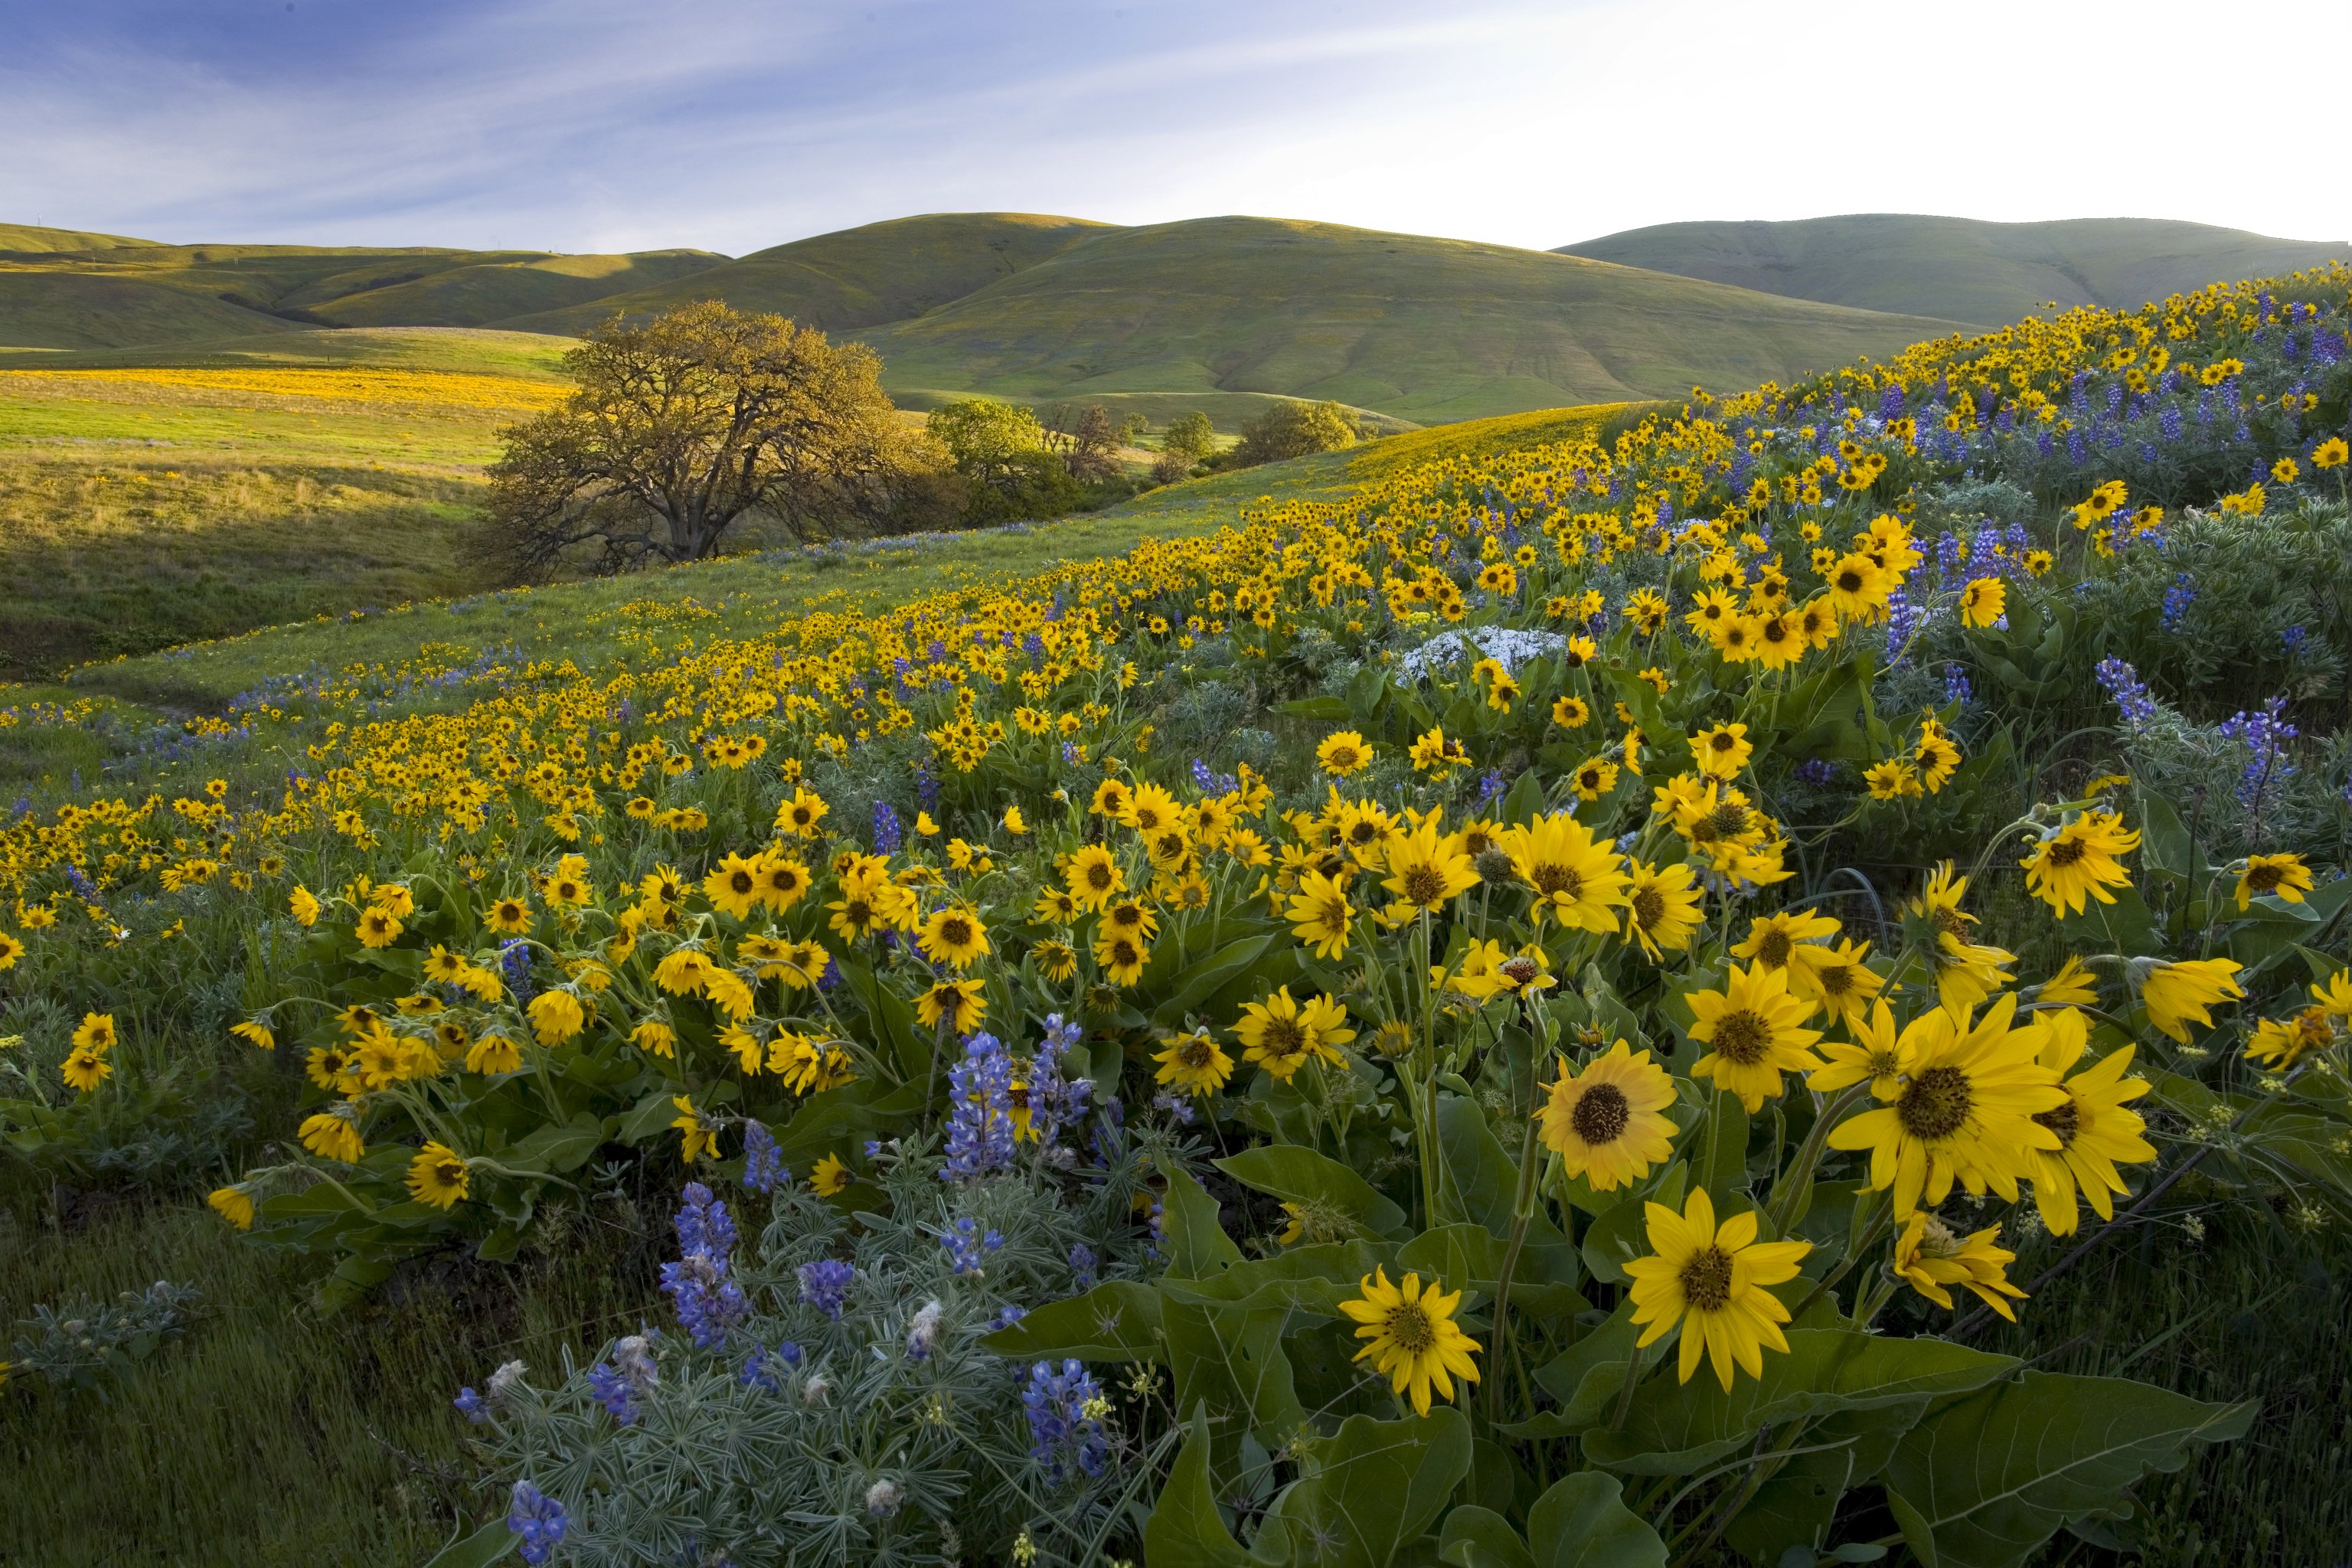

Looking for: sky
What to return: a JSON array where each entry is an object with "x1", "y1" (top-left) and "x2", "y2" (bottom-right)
[{"x1": 3, "y1": 0, "x2": 2346, "y2": 256}]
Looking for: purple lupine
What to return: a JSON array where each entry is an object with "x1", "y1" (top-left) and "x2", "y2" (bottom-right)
[
  {"x1": 939, "y1": 1217, "x2": 1004, "y2": 1276},
  {"x1": 742, "y1": 1119, "x2": 784, "y2": 1194},
  {"x1": 942, "y1": 1033, "x2": 1017, "y2": 1180},
  {"x1": 1069, "y1": 1243, "x2": 1099, "y2": 1290},
  {"x1": 2095, "y1": 658, "x2": 2159, "y2": 730},
  {"x1": 797, "y1": 1259, "x2": 856, "y2": 1321},
  {"x1": 872, "y1": 800, "x2": 903, "y2": 854},
  {"x1": 587, "y1": 1334, "x2": 658, "y2": 1426},
  {"x1": 1023, "y1": 1360, "x2": 1112, "y2": 1485},
  {"x1": 2218, "y1": 697, "x2": 2299, "y2": 809},
  {"x1": 662, "y1": 1183, "x2": 746, "y2": 1349},
  {"x1": 2161, "y1": 573, "x2": 2197, "y2": 632},
  {"x1": 506, "y1": 1483, "x2": 568, "y2": 1566}
]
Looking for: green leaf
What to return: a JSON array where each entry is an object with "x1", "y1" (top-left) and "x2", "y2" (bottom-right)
[
  {"x1": 983, "y1": 1281, "x2": 1164, "y2": 1361},
  {"x1": 1163, "y1": 1301, "x2": 1306, "y2": 1481},
  {"x1": 1161, "y1": 1243, "x2": 1390, "y2": 1315},
  {"x1": 1723, "y1": 1402, "x2": 1929, "y2": 1563},
  {"x1": 1437, "y1": 1505, "x2": 1535, "y2": 1568},
  {"x1": 1581, "y1": 1165, "x2": 1684, "y2": 1286},
  {"x1": 2135, "y1": 792, "x2": 2203, "y2": 889},
  {"x1": 419, "y1": 1517, "x2": 515, "y2": 1568},
  {"x1": 1687, "y1": 1087, "x2": 1749, "y2": 1194},
  {"x1": 1525, "y1": 1470, "x2": 1668, "y2": 1568},
  {"x1": 1144, "y1": 1406, "x2": 1253, "y2": 1568},
  {"x1": 1217, "y1": 1145, "x2": 1410, "y2": 1240},
  {"x1": 1583, "y1": 1329, "x2": 2016, "y2": 1476},
  {"x1": 1276, "y1": 696, "x2": 1353, "y2": 721},
  {"x1": 1436, "y1": 1095, "x2": 1563, "y2": 1246},
  {"x1": 505, "y1": 1112, "x2": 607, "y2": 1175},
  {"x1": 1883, "y1": 1372, "x2": 2256, "y2": 1568},
  {"x1": 1499, "y1": 771, "x2": 1549, "y2": 828},
  {"x1": 1163, "y1": 1164, "x2": 1245, "y2": 1279},
  {"x1": 1154, "y1": 934, "x2": 1282, "y2": 1030},
  {"x1": 1252, "y1": 1408, "x2": 1472, "y2": 1568}
]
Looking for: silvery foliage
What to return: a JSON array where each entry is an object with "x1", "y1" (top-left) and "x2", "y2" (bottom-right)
[
  {"x1": 464, "y1": 1132, "x2": 1176, "y2": 1567},
  {"x1": 1398, "y1": 626, "x2": 1566, "y2": 679}
]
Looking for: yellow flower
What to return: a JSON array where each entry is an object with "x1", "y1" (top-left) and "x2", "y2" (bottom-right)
[
  {"x1": 2310, "y1": 436, "x2": 2347, "y2": 469},
  {"x1": 207, "y1": 1186, "x2": 256, "y2": 1230},
  {"x1": 1285, "y1": 868, "x2": 1356, "y2": 959},
  {"x1": 671, "y1": 1096, "x2": 719, "y2": 1164},
  {"x1": 1828, "y1": 995, "x2": 2065, "y2": 1215},
  {"x1": 1685, "y1": 962, "x2": 1823, "y2": 1111},
  {"x1": 1688, "y1": 722, "x2": 1753, "y2": 781},
  {"x1": 1001, "y1": 804, "x2": 1027, "y2": 835},
  {"x1": 1339, "y1": 1268, "x2": 1481, "y2": 1416},
  {"x1": 407, "y1": 1142, "x2": 471, "y2": 1208},
  {"x1": 1624, "y1": 1187, "x2": 1811, "y2": 1390},
  {"x1": 2024, "y1": 1008, "x2": 2155, "y2": 1234},
  {"x1": 2244, "y1": 1008, "x2": 2334, "y2": 1072},
  {"x1": 1958, "y1": 577, "x2": 2007, "y2": 628},
  {"x1": 918, "y1": 904, "x2": 991, "y2": 969},
  {"x1": 0, "y1": 931, "x2": 21, "y2": 971},
  {"x1": 485, "y1": 895, "x2": 534, "y2": 935},
  {"x1": 1553, "y1": 694, "x2": 1592, "y2": 729},
  {"x1": 61, "y1": 1046, "x2": 113, "y2": 1093},
  {"x1": 1379, "y1": 817, "x2": 1478, "y2": 915},
  {"x1": 73, "y1": 1012, "x2": 119, "y2": 1053},
  {"x1": 2235, "y1": 853, "x2": 2313, "y2": 910},
  {"x1": 1233, "y1": 987, "x2": 1347, "y2": 1081},
  {"x1": 1034, "y1": 939, "x2": 1079, "y2": 982},
  {"x1": 1893, "y1": 1213, "x2": 2027, "y2": 1321},
  {"x1": 773, "y1": 1149, "x2": 841, "y2": 1197},
  {"x1": 1806, "y1": 998, "x2": 1916, "y2": 1099},
  {"x1": 915, "y1": 978, "x2": 988, "y2": 1035},
  {"x1": 289, "y1": 886, "x2": 322, "y2": 926},
  {"x1": 1622, "y1": 860, "x2": 1704, "y2": 960},
  {"x1": 356, "y1": 906, "x2": 404, "y2": 948},
  {"x1": 2138, "y1": 958, "x2": 2244, "y2": 1043},
  {"x1": 1535, "y1": 1041, "x2": 1678, "y2": 1191},
  {"x1": 704, "y1": 852, "x2": 766, "y2": 920},
  {"x1": 2036, "y1": 955, "x2": 2099, "y2": 1007},
  {"x1": 1093, "y1": 928, "x2": 1152, "y2": 987},
  {"x1": 774, "y1": 787, "x2": 830, "y2": 838},
  {"x1": 1789, "y1": 938, "x2": 1884, "y2": 1029},
  {"x1": 1317, "y1": 730, "x2": 1373, "y2": 776},
  {"x1": 1154, "y1": 1030, "x2": 1234, "y2": 1096},
  {"x1": 299, "y1": 1108, "x2": 365, "y2": 1163},
  {"x1": 2019, "y1": 810, "x2": 2139, "y2": 916},
  {"x1": 528, "y1": 988, "x2": 587, "y2": 1046},
  {"x1": 1062, "y1": 844, "x2": 1125, "y2": 911},
  {"x1": 466, "y1": 1032, "x2": 524, "y2": 1074},
  {"x1": 1500, "y1": 812, "x2": 1629, "y2": 933}
]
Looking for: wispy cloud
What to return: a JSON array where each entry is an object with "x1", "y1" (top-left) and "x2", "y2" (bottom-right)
[{"x1": 2, "y1": 0, "x2": 2344, "y2": 253}]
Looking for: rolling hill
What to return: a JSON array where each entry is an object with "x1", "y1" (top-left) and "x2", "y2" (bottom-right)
[
  {"x1": 497, "y1": 212, "x2": 1115, "y2": 337},
  {"x1": 0, "y1": 270, "x2": 302, "y2": 350},
  {"x1": 851, "y1": 216, "x2": 1962, "y2": 422},
  {"x1": 1555, "y1": 214, "x2": 2348, "y2": 327},
  {"x1": 0, "y1": 222, "x2": 165, "y2": 253}
]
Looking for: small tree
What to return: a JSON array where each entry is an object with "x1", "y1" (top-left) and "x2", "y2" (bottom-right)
[
  {"x1": 1117, "y1": 411, "x2": 1150, "y2": 446},
  {"x1": 1232, "y1": 400, "x2": 1357, "y2": 467},
  {"x1": 1152, "y1": 410, "x2": 1217, "y2": 484},
  {"x1": 480, "y1": 302, "x2": 943, "y2": 577},
  {"x1": 928, "y1": 397, "x2": 1084, "y2": 524}
]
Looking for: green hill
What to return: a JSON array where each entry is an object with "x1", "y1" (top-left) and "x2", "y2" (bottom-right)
[
  {"x1": 0, "y1": 271, "x2": 302, "y2": 349},
  {"x1": 496, "y1": 212, "x2": 1112, "y2": 336},
  {"x1": 853, "y1": 216, "x2": 1962, "y2": 422},
  {"x1": 0, "y1": 222, "x2": 165, "y2": 253},
  {"x1": 300, "y1": 250, "x2": 728, "y2": 328},
  {"x1": 18, "y1": 325, "x2": 579, "y2": 378},
  {"x1": 1556, "y1": 214, "x2": 2349, "y2": 326}
]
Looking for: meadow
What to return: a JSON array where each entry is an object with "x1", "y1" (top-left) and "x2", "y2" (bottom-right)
[{"x1": 2, "y1": 266, "x2": 2350, "y2": 1568}]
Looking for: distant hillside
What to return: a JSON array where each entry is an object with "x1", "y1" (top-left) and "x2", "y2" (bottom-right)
[
  {"x1": 0, "y1": 222, "x2": 165, "y2": 253},
  {"x1": 497, "y1": 212, "x2": 1113, "y2": 337},
  {"x1": 854, "y1": 216, "x2": 1962, "y2": 423},
  {"x1": 0, "y1": 271, "x2": 301, "y2": 350},
  {"x1": 1556, "y1": 214, "x2": 2349, "y2": 326},
  {"x1": 20, "y1": 325, "x2": 577, "y2": 379},
  {"x1": 311, "y1": 250, "x2": 727, "y2": 328}
]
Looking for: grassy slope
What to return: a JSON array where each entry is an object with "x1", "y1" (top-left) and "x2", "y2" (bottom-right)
[
  {"x1": 14, "y1": 325, "x2": 580, "y2": 378},
  {"x1": 1557, "y1": 214, "x2": 2350, "y2": 326},
  {"x1": 0, "y1": 222, "x2": 165, "y2": 253},
  {"x1": 855, "y1": 216, "x2": 1964, "y2": 423},
  {"x1": 495, "y1": 212, "x2": 1116, "y2": 337},
  {"x1": 0, "y1": 271, "x2": 303, "y2": 350},
  {"x1": 307, "y1": 251, "x2": 729, "y2": 329}
]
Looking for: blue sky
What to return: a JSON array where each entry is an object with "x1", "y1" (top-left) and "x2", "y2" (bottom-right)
[{"x1": 4, "y1": 0, "x2": 2345, "y2": 255}]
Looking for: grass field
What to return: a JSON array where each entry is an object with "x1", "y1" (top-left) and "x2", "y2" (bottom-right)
[{"x1": 1559, "y1": 214, "x2": 2349, "y2": 327}]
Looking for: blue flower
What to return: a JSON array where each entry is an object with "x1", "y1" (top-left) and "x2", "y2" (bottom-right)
[
  {"x1": 797, "y1": 1259, "x2": 856, "y2": 1321},
  {"x1": 506, "y1": 1482, "x2": 567, "y2": 1566},
  {"x1": 1023, "y1": 1360, "x2": 1111, "y2": 1485}
]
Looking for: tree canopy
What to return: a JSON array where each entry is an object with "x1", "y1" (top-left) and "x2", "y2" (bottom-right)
[
  {"x1": 1233, "y1": 399, "x2": 1358, "y2": 466},
  {"x1": 480, "y1": 301, "x2": 949, "y2": 578}
]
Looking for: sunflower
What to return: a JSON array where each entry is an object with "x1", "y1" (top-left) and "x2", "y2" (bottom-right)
[
  {"x1": 1959, "y1": 577, "x2": 2006, "y2": 628},
  {"x1": 0, "y1": 930, "x2": 21, "y2": 971},
  {"x1": 1689, "y1": 722, "x2": 1753, "y2": 781},
  {"x1": 1380, "y1": 818, "x2": 1478, "y2": 915},
  {"x1": 774, "y1": 787, "x2": 829, "y2": 838},
  {"x1": 1501, "y1": 813, "x2": 1629, "y2": 933},
  {"x1": 1685, "y1": 962, "x2": 1824, "y2": 1111},
  {"x1": 1806, "y1": 998, "x2": 1916, "y2": 1100},
  {"x1": 1094, "y1": 929, "x2": 1152, "y2": 987},
  {"x1": 1731, "y1": 908, "x2": 1840, "y2": 985},
  {"x1": 1553, "y1": 694, "x2": 1592, "y2": 729},
  {"x1": 1828, "y1": 994, "x2": 2065, "y2": 1215},
  {"x1": 671, "y1": 1096, "x2": 719, "y2": 1164},
  {"x1": 1535, "y1": 1041, "x2": 1678, "y2": 1190},
  {"x1": 466, "y1": 1032, "x2": 524, "y2": 1074},
  {"x1": 2035, "y1": 955, "x2": 2100, "y2": 1007},
  {"x1": 1822, "y1": 552, "x2": 1892, "y2": 620},
  {"x1": 356, "y1": 906, "x2": 404, "y2": 949},
  {"x1": 1339, "y1": 1269, "x2": 1481, "y2": 1416},
  {"x1": 1233, "y1": 987, "x2": 1348, "y2": 1081},
  {"x1": 1154, "y1": 1030, "x2": 1234, "y2": 1096},
  {"x1": 2138, "y1": 958, "x2": 2243, "y2": 1043},
  {"x1": 1893, "y1": 1213, "x2": 2027, "y2": 1320},
  {"x1": 811, "y1": 1152, "x2": 854, "y2": 1196},
  {"x1": 1034, "y1": 939, "x2": 1079, "y2": 982},
  {"x1": 1572, "y1": 757, "x2": 1620, "y2": 801},
  {"x1": 1089, "y1": 777, "x2": 1132, "y2": 819},
  {"x1": 1063, "y1": 844, "x2": 1125, "y2": 911},
  {"x1": 1908, "y1": 863, "x2": 2016, "y2": 1011},
  {"x1": 1790, "y1": 939, "x2": 1884, "y2": 1029},
  {"x1": 527, "y1": 989, "x2": 586, "y2": 1047},
  {"x1": 915, "y1": 978, "x2": 987, "y2": 1035},
  {"x1": 1122, "y1": 782, "x2": 1182, "y2": 836},
  {"x1": 72, "y1": 1011, "x2": 117, "y2": 1053},
  {"x1": 207, "y1": 1186, "x2": 256, "y2": 1230},
  {"x1": 485, "y1": 896, "x2": 534, "y2": 935},
  {"x1": 759, "y1": 854, "x2": 812, "y2": 910},
  {"x1": 1318, "y1": 730, "x2": 1374, "y2": 776},
  {"x1": 60, "y1": 1046, "x2": 112, "y2": 1093},
  {"x1": 703, "y1": 852, "x2": 765, "y2": 920},
  {"x1": 1285, "y1": 869, "x2": 1356, "y2": 959},
  {"x1": 407, "y1": 1142, "x2": 471, "y2": 1209},
  {"x1": 2024, "y1": 1008, "x2": 2155, "y2": 1235},
  {"x1": 299, "y1": 1108, "x2": 365, "y2": 1163},
  {"x1": 2244, "y1": 1008, "x2": 2334, "y2": 1071},
  {"x1": 2019, "y1": 811, "x2": 2139, "y2": 916},
  {"x1": 1624, "y1": 1187, "x2": 1811, "y2": 1390},
  {"x1": 2236, "y1": 852, "x2": 2314, "y2": 910},
  {"x1": 918, "y1": 905, "x2": 991, "y2": 969},
  {"x1": 1622, "y1": 860, "x2": 1704, "y2": 959}
]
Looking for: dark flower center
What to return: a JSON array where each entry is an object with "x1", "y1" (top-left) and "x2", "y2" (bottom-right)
[
  {"x1": 1679, "y1": 1245, "x2": 1735, "y2": 1312},
  {"x1": 1898, "y1": 1065, "x2": 1975, "y2": 1141},
  {"x1": 1403, "y1": 864, "x2": 1450, "y2": 904},
  {"x1": 1710, "y1": 1011, "x2": 1772, "y2": 1064},
  {"x1": 1265, "y1": 1017, "x2": 1308, "y2": 1056},
  {"x1": 2045, "y1": 838, "x2": 2087, "y2": 867},
  {"x1": 939, "y1": 917, "x2": 972, "y2": 946},
  {"x1": 2033, "y1": 1096, "x2": 2081, "y2": 1147},
  {"x1": 1632, "y1": 887, "x2": 1666, "y2": 927},
  {"x1": 1530, "y1": 864, "x2": 1583, "y2": 901},
  {"x1": 1570, "y1": 1083, "x2": 1632, "y2": 1145},
  {"x1": 1385, "y1": 1302, "x2": 1436, "y2": 1354},
  {"x1": 1756, "y1": 929, "x2": 1793, "y2": 967}
]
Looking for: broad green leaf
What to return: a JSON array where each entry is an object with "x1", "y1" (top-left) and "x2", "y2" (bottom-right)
[
  {"x1": 1153, "y1": 934, "x2": 1281, "y2": 1030},
  {"x1": 1514, "y1": 1305, "x2": 1640, "y2": 1439},
  {"x1": 1144, "y1": 1406, "x2": 1253, "y2": 1568},
  {"x1": 419, "y1": 1517, "x2": 515, "y2": 1568},
  {"x1": 983, "y1": 1281, "x2": 1163, "y2": 1361},
  {"x1": 1217, "y1": 1145, "x2": 1408, "y2": 1240},
  {"x1": 1163, "y1": 1164, "x2": 1245, "y2": 1279},
  {"x1": 1277, "y1": 696, "x2": 1353, "y2": 720},
  {"x1": 1883, "y1": 1372, "x2": 2255, "y2": 1568},
  {"x1": 1437, "y1": 1505, "x2": 1534, "y2": 1568},
  {"x1": 1164, "y1": 1301, "x2": 1306, "y2": 1482},
  {"x1": 1499, "y1": 771, "x2": 1549, "y2": 828},
  {"x1": 1526, "y1": 1470, "x2": 1668, "y2": 1568},
  {"x1": 1723, "y1": 1401, "x2": 1929, "y2": 1563},
  {"x1": 1583, "y1": 1330, "x2": 2016, "y2": 1475},
  {"x1": 1161, "y1": 1242, "x2": 1390, "y2": 1315},
  {"x1": 1687, "y1": 1087, "x2": 1749, "y2": 1194},
  {"x1": 1252, "y1": 1408, "x2": 1472, "y2": 1568},
  {"x1": 1435, "y1": 1095, "x2": 1566, "y2": 1249},
  {"x1": 504, "y1": 1112, "x2": 608, "y2": 1174},
  {"x1": 1581, "y1": 1165, "x2": 1683, "y2": 1286}
]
